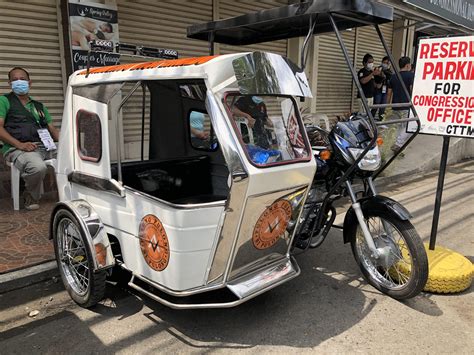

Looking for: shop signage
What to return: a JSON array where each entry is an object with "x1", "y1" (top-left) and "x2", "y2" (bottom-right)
[
  {"x1": 403, "y1": 0, "x2": 474, "y2": 30},
  {"x1": 68, "y1": 0, "x2": 120, "y2": 72},
  {"x1": 411, "y1": 36, "x2": 473, "y2": 138}
]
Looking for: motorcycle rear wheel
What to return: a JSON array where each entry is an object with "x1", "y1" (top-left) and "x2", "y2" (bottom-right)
[{"x1": 350, "y1": 211, "x2": 428, "y2": 300}]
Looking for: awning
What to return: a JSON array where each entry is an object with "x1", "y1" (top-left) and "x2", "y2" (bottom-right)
[{"x1": 187, "y1": 0, "x2": 393, "y2": 45}]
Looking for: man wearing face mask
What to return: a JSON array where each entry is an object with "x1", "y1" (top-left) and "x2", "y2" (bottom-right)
[
  {"x1": 387, "y1": 56, "x2": 415, "y2": 154},
  {"x1": 372, "y1": 56, "x2": 393, "y2": 120},
  {"x1": 232, "y1": 95, "x2": 273, "y2": 149},
  {"x1": 357, "y1": 53, "x2": 382, "y2": 113},
  {"x1": 0, "y1": 67, "x2": 60, "y2": 210}
]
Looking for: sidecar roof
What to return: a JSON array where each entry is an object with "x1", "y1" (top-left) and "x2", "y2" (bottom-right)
[
  {"x1": 69, "y1": 53, "x2": 241, "y2": 90},
  {"x1": 68, "y1": 51, "x2": 313, "y2": 98},
  {"x1": 186, "y1": 0, "x2": 393, "y2": 45}
]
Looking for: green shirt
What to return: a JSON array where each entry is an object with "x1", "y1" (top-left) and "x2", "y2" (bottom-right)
[{"x1": 0, "y1": 94, "x2": 52, "y2": 154}]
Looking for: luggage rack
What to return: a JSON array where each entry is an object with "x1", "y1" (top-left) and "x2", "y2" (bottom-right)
[
  {"x1": 186, "y1": 0, "x2": 421, "y2": 179},
  {"x1": 85, "y1": 40, "x2": 179, "y2": 77}
]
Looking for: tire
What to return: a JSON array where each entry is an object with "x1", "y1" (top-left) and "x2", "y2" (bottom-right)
[
  {"x1": 52, "y1": 209, "x2": 106, "y2": 308},
  {"x1": 349, "y1": 210, "x2": 428, "y2": 300}
]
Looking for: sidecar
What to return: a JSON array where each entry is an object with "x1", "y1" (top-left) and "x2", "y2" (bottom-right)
[{"x1": 51, "y1": 51, "x2": 316, "y2": 308}]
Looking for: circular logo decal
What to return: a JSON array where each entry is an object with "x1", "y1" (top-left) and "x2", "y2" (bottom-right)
[
  {"x1": 139, "y1": 215, "x2": 170, "y2": 271},
  {"x1": 252, "y1": 200, "x2": 292, "y2": 250}
]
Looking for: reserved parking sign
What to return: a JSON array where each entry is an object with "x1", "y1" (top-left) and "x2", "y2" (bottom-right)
[{"x1": 412, "y1": 36, "x2": 473, "y2": 139}]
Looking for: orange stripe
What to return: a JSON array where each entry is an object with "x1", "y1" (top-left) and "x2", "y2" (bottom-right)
[{"x1": 78, "y1": 55, "x2": 218, "y2": 75}]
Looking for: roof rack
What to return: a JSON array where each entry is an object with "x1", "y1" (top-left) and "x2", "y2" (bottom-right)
[{"x1": 85, "y1": 41, "x2": 178, "y2": 77}]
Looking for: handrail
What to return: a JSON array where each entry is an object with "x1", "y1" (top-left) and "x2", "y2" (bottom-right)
[{"x1": 115, "y1": 81, "x2": 142, "y2": 183}]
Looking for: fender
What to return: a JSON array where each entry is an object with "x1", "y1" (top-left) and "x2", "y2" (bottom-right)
[
  {"x1": 342, "y1": 195, "x2": 412, "y2": 244},
  {"x1": 50, "y1": 200, "x2": 115, "y2": 271}
]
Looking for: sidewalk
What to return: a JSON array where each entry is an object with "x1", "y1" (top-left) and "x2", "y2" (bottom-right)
[{"x1": 0, "y1": 195, "x2": 56, "y2": 274}]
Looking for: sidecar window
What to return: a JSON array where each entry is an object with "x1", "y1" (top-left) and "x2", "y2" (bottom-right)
[
  {"x1": 224, "y1": 94, "x2": 310, "y2": 167},
  {"x1": 77, "y1": 109, "x2": 102, "y2": 162}
]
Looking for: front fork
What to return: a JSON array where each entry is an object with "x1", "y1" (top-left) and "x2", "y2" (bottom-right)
[{"x1": 345, "y1": 178, "x2": 381, "y2": 259}]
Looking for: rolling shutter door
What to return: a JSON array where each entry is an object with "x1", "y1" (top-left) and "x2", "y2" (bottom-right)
[
  {"x1": 218, "y1": 0, "x2": 288, "y2": 56},
  {"x1": 0, "y1": 1, "x2": 64, "y2": 126},
  {"x1": 352, "y1": 22, "x2": 394, "y2": 108},
  {"x1": 116, "y1": 1, "x2": 213, "y2": 150},
  {"x1": 117, "y1": 0, "x2": 212, "y2": 59},
  {"x1": 314, "y1": 30, "x2": 356, "y2": 121},
  {"x1": 314, "y1": 22, "x2": 393, "y2": 121}
]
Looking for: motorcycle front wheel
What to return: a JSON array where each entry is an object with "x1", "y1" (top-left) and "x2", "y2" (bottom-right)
[{"x1": 350, "y1": 211, "x2": 428, "y2": 300}]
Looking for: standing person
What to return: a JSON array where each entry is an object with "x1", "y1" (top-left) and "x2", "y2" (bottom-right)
[
  {"x1": 372, "y1": 56, "x2": 393, "y2": 120},
  {"x1": 387, "y1": 56, "x2": 415, "y2": 153},
  {"x1": 0, "y1": 67, "x2": 60, "y2": 210},
  {"x1": 357, "y1": 53, "x2": 382, "y2": 113}
]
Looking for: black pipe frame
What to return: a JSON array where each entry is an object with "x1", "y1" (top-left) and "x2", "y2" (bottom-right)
[{"x1": 311, "y1": 13, "x2": 421, "y2": 235}]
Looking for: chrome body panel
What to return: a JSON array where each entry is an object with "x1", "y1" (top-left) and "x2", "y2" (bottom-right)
[
  {"x1": 52, "y1": 200, "x2": 115, "y2": 271},
  {"x1": 127, "y1": 256, "x2": 300, "y2": 309}
]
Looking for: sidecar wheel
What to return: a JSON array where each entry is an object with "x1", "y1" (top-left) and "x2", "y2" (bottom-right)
[
  {"x1": 350, "y1": 211, "x2": 428, "y2": 300},
  {"x1": 53, "y1": 209, "x2": 106, "y2": 308}
]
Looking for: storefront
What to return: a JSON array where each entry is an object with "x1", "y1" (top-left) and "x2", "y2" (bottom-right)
[{"x1": 0, "y1": 0, "x2": 470, "y2": 190}]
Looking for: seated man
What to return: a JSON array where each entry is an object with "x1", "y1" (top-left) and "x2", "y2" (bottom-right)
[
  {"x1": 231, "y1": 96, "x2": 273, "y2": 149},
  {"x1": 189, "y1": 110, "x2": 210, "y2": 148},
  {"x1": 0, "y1": 67, "x2": 59, "y2": 210}
]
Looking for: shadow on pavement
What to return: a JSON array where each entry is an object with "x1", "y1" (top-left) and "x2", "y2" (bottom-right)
[{"x1": 0, "y1": 229, "x2": 446, "y2": 352}]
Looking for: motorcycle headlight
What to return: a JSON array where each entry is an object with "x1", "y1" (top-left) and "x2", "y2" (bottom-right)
[{"x1": 348, "y1": 146, "x2": 381, "y2": 171}]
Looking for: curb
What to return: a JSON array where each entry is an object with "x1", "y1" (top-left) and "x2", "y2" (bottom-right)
[{"x1": 0, "y1": 261, "x2": 59, "y2": 294}]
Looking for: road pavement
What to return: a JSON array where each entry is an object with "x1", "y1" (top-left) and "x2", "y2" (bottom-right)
[{"x1": 0, "y1": 161, "x2": 472, "y2": 354}]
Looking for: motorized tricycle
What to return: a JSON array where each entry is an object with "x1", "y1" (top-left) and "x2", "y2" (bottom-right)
[{"x1": 51, "y1": 0, "x2": 428, "y2": 309}]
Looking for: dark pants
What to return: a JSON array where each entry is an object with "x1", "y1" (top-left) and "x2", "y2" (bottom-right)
[{"x1": 372, "y1": 92, "x2": 387, "y2": 120}]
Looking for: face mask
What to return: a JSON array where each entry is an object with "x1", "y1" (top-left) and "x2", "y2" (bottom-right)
[
  {"x1": 366, "y1": 63, "x2": 374, "y2": 70},
  {"x1": 382, "y1": 63, "x2": 390, "y2": 70},
  {"x1": 11, "y1": 80, "x2": 29, "y2": 95},
  {"x1": 252, "y1": 96, "x2": 264, "y2": 104}
]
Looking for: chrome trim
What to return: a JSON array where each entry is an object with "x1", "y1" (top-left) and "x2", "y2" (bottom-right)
[
  {"x1": 232, "y1": 52, "x2": 312, "y2": 97},
  {"x1": 116, "y1": 81, "x2": 142, "y2": 183},
  {"x1": 204, "y1": 208, "x2": 227, "y2": 284},
  {"x1": 205, "y1": 90, "x2": 250, "y2": 282},
  {"x1": 208, "y1": 177, "x2": 249, "y2": 283},
  {"x1": 345, "y1": 180, "x2": 358, "y2": 203},
  {"x1": 128, "y1": 256, "x2": 300, "y2": 309},
  {"x1": 227, "y1": 257, "x2": 300, "y2": 298},
  {"x1": 205, "y1": 90, "x2": 247, "y2": 175},
  {"x1": 346, "y1": 181, "x2": 378, "y2": 257},
  {"x1": 125, "y1": 185, "x2": 226, "y2": 210},
  {"x1": 128, "y1": 279, "x2": 241, "y2": 309},
  {"x1": 68, "y1": 171, "x2": 125, "y2": 198},
  {"x1": 53, "y1": 200, "x2": 115, "y2": 271},
  {"x1": 367, "y1": 177, "x2": 377, "y2": 196}
]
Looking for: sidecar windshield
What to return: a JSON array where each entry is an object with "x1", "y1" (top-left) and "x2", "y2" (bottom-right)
[{"x1": 224, "y1": 94, "x2": 310, "y2": 167}]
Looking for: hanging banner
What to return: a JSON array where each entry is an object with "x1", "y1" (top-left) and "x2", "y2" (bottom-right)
[
  {"x1": 411, "y1": 36, "x2": 474, "y2": 139},
  {"x1": 68, "y1": 0, "x2": 120, "y2": 72}
]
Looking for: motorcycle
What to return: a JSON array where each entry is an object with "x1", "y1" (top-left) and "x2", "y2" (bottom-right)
[{"x1": 293, "y1": 114, "x2": 429, "y2": 300}]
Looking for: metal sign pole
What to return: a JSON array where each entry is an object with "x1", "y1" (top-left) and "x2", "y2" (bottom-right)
[{"x1": 429, "y1": 136, "x2": 451, "y2": 250}]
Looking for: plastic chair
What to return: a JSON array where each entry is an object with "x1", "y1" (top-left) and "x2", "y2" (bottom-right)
[{"x1": 6, "y1": 158, "x2": 56, "y2": 210}]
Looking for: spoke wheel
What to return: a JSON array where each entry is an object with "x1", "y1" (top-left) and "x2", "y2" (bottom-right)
[
  {"x1": 53, "y1": 209, "x2": 106, "y2": 307},
  {"x1": 350, "y1": 211, "x2": 428, "y2": 299}
]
